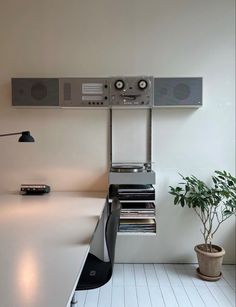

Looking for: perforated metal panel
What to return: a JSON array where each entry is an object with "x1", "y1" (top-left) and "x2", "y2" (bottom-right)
[
  {"x1": 12, "y1": 78, "x2": 59, "y2": 106},
  {"x1": 154, "y1": 77, "x2": 202, "y2": 107}
]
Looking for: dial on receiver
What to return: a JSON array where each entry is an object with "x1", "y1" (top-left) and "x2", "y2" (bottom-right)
[{"x1": 138, "y1": 79, "x2": 148, "y2": 90}]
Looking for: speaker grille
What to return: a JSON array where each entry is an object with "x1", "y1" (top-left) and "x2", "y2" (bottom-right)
[
  {"x1": 64, "y1": 83, "x2": 71, "y2": 101},
  {"x1": 12, "y1": 78, "x2": 59, "y2": 106},
  {"x1": 31, "y1": 83, "x2": 48, "y2": 100},
  {"x1": 154, "y1": 77, "x2": 202, "y2": 107},
  {"x1": 173, "y1": 83, "x2": 190, "y2": 100}
]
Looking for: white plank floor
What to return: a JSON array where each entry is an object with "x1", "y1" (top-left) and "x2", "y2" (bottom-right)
[{"x1": 75, "y1": 264, "x2": 236, "y2": 307}]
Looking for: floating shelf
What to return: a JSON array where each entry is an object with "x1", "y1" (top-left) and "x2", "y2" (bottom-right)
[{"x1": 118, "y1": 232, "x2": 157, "y2": 236}]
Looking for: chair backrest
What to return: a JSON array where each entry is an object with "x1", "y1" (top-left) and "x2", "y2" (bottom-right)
[
  {"x1": 109, "y1": 185, "x2": 119, "y2": 198},
  {"x1": 105, "y1": 197, "x2": 121, "y2": 267}
]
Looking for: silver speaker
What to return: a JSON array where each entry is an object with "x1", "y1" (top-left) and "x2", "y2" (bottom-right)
[
  {"x1": 154, "y1": 77, "x2": 202, "y2": 107},
  {"x1": 12, "y1": 78, "x2": 59, "y2": 106}
]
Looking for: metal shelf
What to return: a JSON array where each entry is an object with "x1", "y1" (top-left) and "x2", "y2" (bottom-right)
[{"x1": 118, "y1": 232, "x2": 156, "y2": 236}]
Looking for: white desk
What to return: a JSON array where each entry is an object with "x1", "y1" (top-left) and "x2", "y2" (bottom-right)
[{"x1": 0, "y1": 192, "x2": 106, "y2": 307}]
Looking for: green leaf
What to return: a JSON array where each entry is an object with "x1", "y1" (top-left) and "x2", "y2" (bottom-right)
[
  {"x1": 223, "y1": 210, "x2": 233, "y2": 216},
  {"x1": 174, "y1": 196, "x2": 179, "y2": 205},
  {"x1": 180, "y1": 198, "x2": 185, "y2": 207},
  {"x1": 185, "y1": 185, "x2": 190, "y2": 192},
  {"x1": 212, "y1": 176, "x2": 218, "y2": 184}
]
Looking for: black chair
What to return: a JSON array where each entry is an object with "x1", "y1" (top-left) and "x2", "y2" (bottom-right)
[{"x1": 75, "y1": 197, "x2": 121, "y2": 291}]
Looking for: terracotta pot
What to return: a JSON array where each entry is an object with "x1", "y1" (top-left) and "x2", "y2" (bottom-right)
[{"x1": 194, "y1": 244, "x2": 225, "y2": 280}]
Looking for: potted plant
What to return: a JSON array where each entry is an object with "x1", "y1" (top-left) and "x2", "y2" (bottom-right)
[{"x1": 169, "y1": 170, "x2": 236, "y2": 281}]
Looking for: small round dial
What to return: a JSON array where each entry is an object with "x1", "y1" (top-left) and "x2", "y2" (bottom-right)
[
  {"x1": 138, "y1": 79, "x2": 148, "y2": 90},
  {"x1": 114, "y1": 79, "x2": 125, "y2": 90}
]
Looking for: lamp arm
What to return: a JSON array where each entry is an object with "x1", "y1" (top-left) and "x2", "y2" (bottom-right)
[{"x1": 0, "y1": 131, "x2": 29, "y2": 138}]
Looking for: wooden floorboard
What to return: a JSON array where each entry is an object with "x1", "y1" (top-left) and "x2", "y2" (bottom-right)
[{"x1": 75, "y1": 264, "x2": 236, "y2": 307}]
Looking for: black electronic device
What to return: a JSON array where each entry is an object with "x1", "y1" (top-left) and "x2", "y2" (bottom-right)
[{"x1": 20, "y1": 184, "x2": 51, "y2": 195}]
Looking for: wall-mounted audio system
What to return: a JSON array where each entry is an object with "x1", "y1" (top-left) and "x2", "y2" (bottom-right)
[
  {"x1": 12, "y1": 76, "x2": 203, "y2": 108},
  {"x1": 154, "y1": 77, "x2": 202, "y2": 107}
]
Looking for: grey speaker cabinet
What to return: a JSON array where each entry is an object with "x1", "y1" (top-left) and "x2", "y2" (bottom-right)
[
  {"x1": 154, "y1": 77, "x2": 202, "y2": 107},
  {"x1": 12, "y1": 78, "x2": 59, "y2": 106}
]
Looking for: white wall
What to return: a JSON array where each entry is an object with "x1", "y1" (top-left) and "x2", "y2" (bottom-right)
[{"x1": 0, "y1": 0, "x2": 235, "y2": 263}]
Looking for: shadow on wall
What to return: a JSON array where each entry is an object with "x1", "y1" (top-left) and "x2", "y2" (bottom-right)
[
  {"x1": 220, "y1": 222, "x2": 236, "y2": 264},
  {"x1": 0, "y1": 80, "x2": 11, "y2": 110},
  {"x1": 0, "y1": 167, "x2": 109, "y2": 192},
  {"x1": 42, "y1": 169, "x2": 109, "y2": 192},
  {"x1": 86, "y1": 171, "x2": 108, "y2": 192}
]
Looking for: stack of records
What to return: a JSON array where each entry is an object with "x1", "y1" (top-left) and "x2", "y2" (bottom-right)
[
  {"x1": 119, "y1": 219, "x2": 156, "y2": 233},
  {"x1": 109, "y1": 184, "x2": 155, "y2": 201},
  {"x1": 109, "y1": 184, "x2": 156, "y2": 234},
  {"x1": 120, "y1": 202, "x2": 155, "y2": 219}
]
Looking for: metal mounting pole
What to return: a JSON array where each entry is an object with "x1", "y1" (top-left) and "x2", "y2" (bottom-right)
[
  {"x1": 109, "y1": 108, "x2": 152, "y2": 168},
  {"x1": 147, "y1": 108, "x2": 152, "y2": 165},
  {"x1": 109, "y1": 108, "x2": 113, "y2": 169}
]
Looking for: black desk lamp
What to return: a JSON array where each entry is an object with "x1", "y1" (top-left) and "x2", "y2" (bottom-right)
[{"x1": 0, "y1": 131, "x2": 35, "y2": 142}]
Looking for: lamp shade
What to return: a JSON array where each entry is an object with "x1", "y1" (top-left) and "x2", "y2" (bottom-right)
[
  {"x1": 0, "y1": 131, "x2": 35, "y2": 142},
  {"x1": 18, "y1": 131, "x2": 35, "y2": 142}
]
